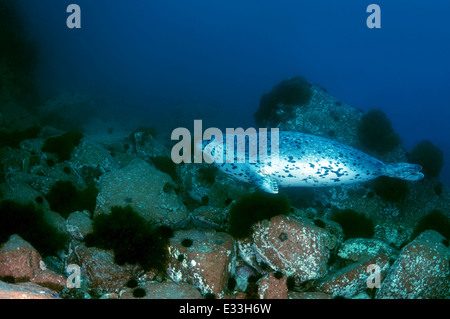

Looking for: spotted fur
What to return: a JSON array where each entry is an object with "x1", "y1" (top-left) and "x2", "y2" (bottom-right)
[{"x1": 200, "y1": 131, "x2": 424, "y2": 193}]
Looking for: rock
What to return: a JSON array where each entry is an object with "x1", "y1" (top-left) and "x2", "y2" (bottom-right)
[
  {"x1": 277, "y1": 84, "x2": 363, "y2": 150},
  {"x1": 1, "y1": 133, "x2": 110, "y2": 191},
  {"x1": 206, "y1": 173, "x2": 254, "y2": 208},
  {"x1": 66, "y1": 211, "x2": 93, "y2": 240},
  {"x1": 288, "y1": 291, "x2": 332, "y2": 299},
  {"x1": 178, "y1": 164, "x2": 212, "y2": 205},
  {"x1": 166, "y1": 229, "x2": 236, "y2": 298},
  {"x1": 257, "y1": 272, "x2": 287, "y2": 299},
  {"x1": 352, "y1": 291, "x2": 372, "y2": 299},
  {"x1": 131, "y1": 129, "x2": 171, "y2": 159},
  {"x1": 0, "y1": 147, "x2": 32, "y2": 173},
  {"x1": 0, "y1": 180, "x2": 66, "y2": 234},
  {"x1": 338, "y1": 238, "x2": 399, "y2": 262},
  {"x1": 265, "y1": 80, "x2": 450, "y2": 226},
  {"x1": 0, "y1": 234, "x2": 42, "y2": 281},
  {"x1": 179, "y1": 163, "x2": 253, "y2": 209},
  {"x1": 231, "y1": 291, "x2": 247, "y2": 299},
  {"x1": 274, "y1": 83, "x2": 409, "y2": 169},
  {"x1": 309, "y1": 217, "x2": 343, "y2": 253},
  {"x1": 234, "y1": 265, "x2": 258, "y2": 292},
  {"x1": 374, "y1": 223, "x2": 413, "y2": 250},
  {"x1": 31, "y1": 266, "x2": 67, "y2": 292},
  {"x1": 314, "y1": 254, "x2": 390, "y2": 298},
  {"x1": 120, "y1": 281, "x2": 202, "y2": 299},
  {"x1": 0, "y1": 171, "x2": 57, "y2": 197},
  {"x1": 190, "y1": 206, "x2": 227, "y2": 230},
  {"x1": 0, "y1": 235, "x2": 66, "y2": 291},
  {"x1": 73, "y1": 244, "x2": 135, "y2": 292},
  {"x1": 376, "y1": 230, "x2": 450, "y2": 299},
  {"x1": 238, "y1": 215, "x2": 330, "y2": 284},
  {"x1": 94, "y1": 158, "x2": 189, "y2": 227},
  {"x1": 0, "y1": 281, "x2": 60, "y2": 299},
  {"x1": 71, "y1": 139, "x2": 119, "y2": 180}
]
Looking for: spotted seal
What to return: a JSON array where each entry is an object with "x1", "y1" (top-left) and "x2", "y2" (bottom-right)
[{"x1": 197, "y1": 131, "x2": 424, "y2": 193}]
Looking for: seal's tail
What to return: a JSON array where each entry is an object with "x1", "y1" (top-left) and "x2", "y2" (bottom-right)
[{"x1": 383, "y1": 163, "x2": 424, "y2": 181}]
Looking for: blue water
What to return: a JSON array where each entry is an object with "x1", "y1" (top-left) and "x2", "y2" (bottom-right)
[{"x1": 16, "y1": 0, "x2": 450, "y2": 185}]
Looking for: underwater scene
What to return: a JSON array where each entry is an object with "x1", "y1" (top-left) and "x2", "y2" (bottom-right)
[{"x1": 0, "y1": 0, "x2": 449, "y2": 302}]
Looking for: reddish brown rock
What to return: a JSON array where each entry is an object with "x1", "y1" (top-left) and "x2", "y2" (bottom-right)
[
  {"x1": 120, "y1": 281, "x2": 202, "y2": 299},
  {"x1": 315, "y1": 254, "x2": 390, "y2": 298},
  {"x1": 0, "y1": 234, "x2": 66, "y2": 291},
  {"x1": 167, "y1": 229, "x2": 236, "y2": 298},
  {"x1": 239, "y1": 215, "x2": 330, "y2": 284},
  {"x1": 0, "y1": 281, "x2": 60, "y2": 299},
  {"x1": 288, "y1": 291, "x2": 333, "y2": 299},
  {"x1": 257, "y1": 272, "x2": 287, "y2": 299},
  {"x1": 0, "y1": 234, "x2": 41, "y2": 281},
  {"x1": 376, "y1": 230, "x2": 450, "y2": 299},
  {"x1": 234, "y1": 291, "x2": 248, "y2": 299},
  {"x1": 74, "y1": 244, "x2": 135, "y2": 292},
  {"x1": 31, "y1": 268, "x2": 67, "y2": 292}
]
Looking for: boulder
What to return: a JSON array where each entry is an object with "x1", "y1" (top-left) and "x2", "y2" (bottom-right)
[
  {"x1": 69, "y1": 139, "x2": 119, "y2": 185},
  {"x1": 73, "y1": 244, "x2": 135, "y2": 292},
  {"x1": 0, "y1": 234, "x2": 66, "y2": 291},
  {"x1": 257, "y1": 272, "x2": 287, "y2": 299},
  {"x1": 288, "y1": 291, "x2": 332, "y2": 299},
  {"x1": 120, "y1": 281, "x2": 202, "y2": 299},
  {"x1": 166, "y1": 229, "x2": 236, "y2": 298},
  {"x1": 238, "y1": 215, "x2": 331, "y2": 284},
  {"x1": 278, "y1": 84, "x2": 363, "y2": 149},
  {"x1": 190, "y1": 206, "x2": 227, "y2": 230},
  {"x1": 0, "y1": 234, "x2": 42, "y2": 281},
  {"x1": 0, "y1": 281, "x2": 60, "y2": 299},
  {"x1": 66, "y1": 210, "x2": 93, "y2": 240},
  {"x1": 94, "y1": 159, "x2": 188, "y2": 227},
  {"x1": 0, "y1": 180, "x2": 65, "y2": 234},
  {"x1": 338, "y1": 238, "x2": 399, "y2": 262},
  {"x1": 376, "y1": 230, "x2": 450, "y2": 299},
  {"x1": 178, "y1": 163, "x2": 253, "y2": 209},
  {"x1": 314, "y1": 254, "x2": 390, "y2": 298}
]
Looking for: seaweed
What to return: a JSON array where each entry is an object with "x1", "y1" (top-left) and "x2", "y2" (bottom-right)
[
  {"x1": 85, "y1": 205, "x2": 173, "y2": 272},
  {"x1": 0, "y1": 200, "x2": 68, "y2": 257},
  {"x1": 150, "y1": 156, "x2": 178, "y2": 181},
  {"x1": 197, "y1": 166, "x2": 218, "y2": 185},
  {"x1": 132, "y1": 287, "x2": 147, "y2": 298},
  {"x1": 371, "y1": 176, "x2": 409, "y2": 202},
  {"x1": 410, "y1": 140, "x2": 444, "y2": 178},
  {"x1": 227, "y1": 191, "x2": 291, "y2": 239},
  {"x1": 181, "y1": 238, "x2": 193, "y2": 247},
  {"x1": 45, "y1": 181, "x2": 98, "y2": 218},
  {"x1": 41, "y1": 131, "x2": 84, "y2": 162},
  {"x1": 254, "y1": 76, "x2": 313, "y2": 127},
  {"x1": 0, "y1": 126, "x2": 41, "y2": 148},
  {"x1": 411, "y1": 209, "x2": 450, "y2": 241},
  {"x1": 357, "y1": 109, "x2": 401, "y2": 154},
  {"x1": 330, "y1": 209, "x2": 375, "y2": 240},
  {"x1": 129, "y1": 126, "x2": 158, "y2": 148}
]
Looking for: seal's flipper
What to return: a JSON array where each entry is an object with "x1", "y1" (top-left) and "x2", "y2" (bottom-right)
[
  {"x1": 253, "y1": 173, "x2": 279, "y2": 194},
  {"x1": 383, "y1": 163, "x2": 424, "y2": 181}
]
